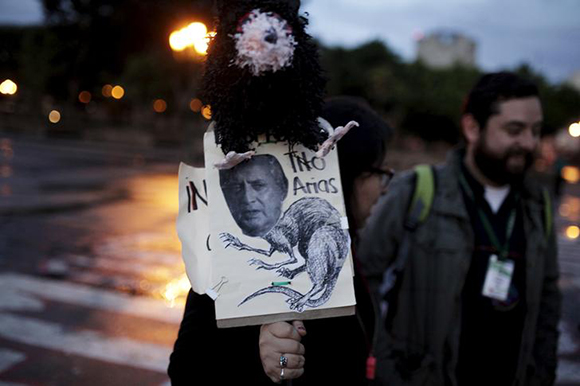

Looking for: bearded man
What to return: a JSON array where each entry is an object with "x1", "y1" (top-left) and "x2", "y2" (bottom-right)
[{"x1": 359, "y1": 72, "x2": 561, "y2": 386}]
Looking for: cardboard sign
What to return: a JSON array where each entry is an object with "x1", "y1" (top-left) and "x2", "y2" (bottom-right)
[
  {"x1": 176, "y1": 121, "x2": 356, "y2": 328},
  {"x1": 176, "y1": 163, "x2": 212, "y2": 295}
]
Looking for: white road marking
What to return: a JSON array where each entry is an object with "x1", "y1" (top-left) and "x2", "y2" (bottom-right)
[
  {"x1": 559, "y1": 321, "x2": 579, "y2": 356},
  {"x1": 0, "y1": 313, "x2": 171, "y2": 373},
  {"x1": 0, "y1": 273, "x2": 183, "y2": 324},
  {"x1": 81, "y1": 249, "x2": 180, "y2": 267},
  {"x1": 0, "y1": 348, "x2": 26, "y2": 373},
  {"x1": 558, "y1": 359, "x2": 580, "y2": 383},
  {"x1": 0, "y1": 288, "x2": 44, "y2": 312},
  {"x1": 69, "y1": 254, "x2": 180, "y2": 277}
]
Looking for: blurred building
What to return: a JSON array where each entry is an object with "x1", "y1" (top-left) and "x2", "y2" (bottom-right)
[
  {"x1": 567, "y1": 70, "x2": 580, "y2": 92},
  {"x1": 417, "y1": 31, "x2": 477, "y2": 69}
]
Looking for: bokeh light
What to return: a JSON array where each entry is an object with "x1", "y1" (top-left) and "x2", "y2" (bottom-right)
[
  {"x1": 111, "y1": 85, "x2": 125, "y2": 99},
  {"x1": 78, "y1": 91, "x2": 91, "y2": 104},
  {"x1": 201, "y1": 105, "x2": 212, "y2": 120},
  {"x1": 161, "y1": 273, "x2": 191, "y2": 308},
  {"x1": 102, "y1": 84, "x2": 113, "y2": 98},
  {"x1": 560, "y1": 203, "x2": 571, "y2": 218},
  {"x1": 0, "y1": 79, "x2": 17, "y2": 95},
  {"x1": 0, "y1": 165, "x2": 12, "y2": 178},
  {"x1": 569, "y1": 122, "x2": 580, "y2": 138},
  {"x1": 0, "y1": 138, "x2": 14, "y2": 159},
  {"x1": 562, "y1": 166, "x2": 580, "y2": 184},
  {"x1": 1, "y1": 184, "x2": 11, "y2": 196},
  {"x1": 189, "y1": 98, "x2": 203, "y2": 112},
  {"x1": 169, "y1": 22, "x2": 213, "y2": 55},
  {"x1": 153, "y1": 99, "x2": 167, "y2": 113},
  {"x1": 566, "y1": 225, "x2": 580, "y2": 239},
  {"x1": 48, "y1": 110, "x2": 61, "y2": 124}
]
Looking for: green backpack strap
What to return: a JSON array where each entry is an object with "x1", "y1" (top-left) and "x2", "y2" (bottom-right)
[
  {"x1": 380, "y1": 164, "x2": 435, "y2": 308},
  {"x1": 542, "y1": 187, "x2": 553, "y2": 240},
  {"x1": 408, "y1": 165, "x2": 435, "y2": 227}
]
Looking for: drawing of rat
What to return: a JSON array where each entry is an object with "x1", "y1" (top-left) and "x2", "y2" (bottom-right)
[{"x1": 219, "y1": 197, "x2": 349, "y2": 312}]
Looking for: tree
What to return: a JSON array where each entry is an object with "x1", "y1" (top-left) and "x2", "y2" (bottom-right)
[{"x1": 37, "y1": 0, "x2": 213, "y2": 101}]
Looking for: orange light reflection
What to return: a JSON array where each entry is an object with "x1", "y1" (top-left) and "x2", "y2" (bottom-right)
[{"x1": 562, "y1": 166, "x2": 580, "y2": 184}]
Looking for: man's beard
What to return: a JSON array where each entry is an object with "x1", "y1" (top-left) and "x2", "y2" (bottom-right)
[{"x1": 473, "y1": 138, "x2": 534, "y2": 186}]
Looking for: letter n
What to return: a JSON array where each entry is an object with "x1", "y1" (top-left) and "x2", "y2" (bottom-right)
[{"x1": 187, "y1": 180, "x2": 208, "y2": 212}]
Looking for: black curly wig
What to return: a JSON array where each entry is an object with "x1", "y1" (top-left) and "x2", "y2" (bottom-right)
[{"x1": 202, "y1": 0, "x2": 327, "y2": 153}]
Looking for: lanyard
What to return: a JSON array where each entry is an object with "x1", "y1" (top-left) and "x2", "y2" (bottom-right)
[{"x1": 459, "y1": 172, "x2": 517, "y2": 259}]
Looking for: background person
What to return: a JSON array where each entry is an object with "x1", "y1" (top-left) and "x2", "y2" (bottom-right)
[{"x1": 358, "y1": 72, "x2": 561, "y2": 386}]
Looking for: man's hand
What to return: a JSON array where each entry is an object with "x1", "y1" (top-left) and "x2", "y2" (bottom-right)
[{"x1": 259, "y1": 321, "x2": 307, "y2": 383}]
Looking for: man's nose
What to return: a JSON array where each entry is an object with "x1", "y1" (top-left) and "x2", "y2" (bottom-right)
[
  {"x1": 241, "y1": 182, "x2": 258, "y2": 203},
  {"x1": 519, "y1": 128, "x2": 538, "y2": 152}
]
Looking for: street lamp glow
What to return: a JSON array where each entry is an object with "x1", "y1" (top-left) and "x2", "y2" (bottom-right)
[
  {"x1": 48, "y1": 110, "x2": 61, "y2": 124},
  {"x1": 201, "y1": 105, "x2": 212, "y2": 120},
  {"x1": 566, "y1": 225, "x2": 580, "y2": 239},
  {"x1": 169, "y1": 30, "x2": 189, "y2": 51},
  {"x1": 162, "y1": 273, "x2": 191, "y2": 308},
  {"x1": 169, "y1": 22, "x2": 213, "y2": 55},
  {"x1": 561, "y1": 166, "x2": 580, "y2": 184},
  {"x1": 0, "y1": 79, "x2": 17, "y2": 95},
  {"x1": 153, "y1": 99, "x2": 167, "y2": 113},
  {"x1": 189, "y1": 98, "x2": 202, "y2": 112},
  {"x1": 569, "y1": 122, "x2": 580, "y2": 138},
  {"x1": 111, "y1": 85, "x2": 125, "y2": 99},
  {"x1": 78, "y1": 91, "x2": 91, "y2": 104},
  {"x1": 102, "y1": 84, "x2": 113, "y2": 97},
  {"x1": 194, "y1": 31, "x2": 215, "y2": 55}
]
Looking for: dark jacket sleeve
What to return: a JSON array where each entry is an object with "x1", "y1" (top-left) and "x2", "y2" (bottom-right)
[
  {"x1": 168, "y1": 290, "x2": 270, "y2": 385},
  {"x1": 528, "y1": 203, "x2": 562, "y2": 386}
]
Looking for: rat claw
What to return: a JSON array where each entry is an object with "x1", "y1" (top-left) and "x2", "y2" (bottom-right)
[
  {"x1": 276, "y1": 267, "x2": 291, "y2": 278},
  {"x1": 248, "y1": 258, "x2": 264, "y2": 267}
]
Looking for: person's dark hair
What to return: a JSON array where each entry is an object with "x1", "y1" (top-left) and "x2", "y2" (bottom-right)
[
  {"x1": 219, "y1": 154, "x2": 289, "y2": 199},
  {"x1": 463, "y1": 71, "x2": 539, "y2": 129},
  {"x1": 203, "y1": 0, "x2": 326, "y2": 154},
  {"x1": 321, "y1": 96, "x2": 393, "y2": 217}
]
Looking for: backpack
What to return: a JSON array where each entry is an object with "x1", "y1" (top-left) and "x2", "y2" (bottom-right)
[{"x1": 409, "y1": 164, "x2": 553, "y2": 238}]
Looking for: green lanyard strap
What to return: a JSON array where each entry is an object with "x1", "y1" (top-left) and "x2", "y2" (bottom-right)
[{"x1": 459, "y1": 172, "x2": 517, "y2": 259}]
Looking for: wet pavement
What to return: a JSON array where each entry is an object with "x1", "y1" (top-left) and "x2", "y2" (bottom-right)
[
  {"x1": 0, "y1": 134, "x2": 579, "y2": 385},
  {"x1": 0, "y1": 135, "x2": 190, "y2": 385}
]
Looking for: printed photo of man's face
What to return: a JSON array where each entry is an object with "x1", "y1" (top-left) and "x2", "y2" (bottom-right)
[{"x1": 219, "y1": 155, "x2": 288, "y2": 237}]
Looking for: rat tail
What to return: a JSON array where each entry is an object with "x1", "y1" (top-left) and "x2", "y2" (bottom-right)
[{"x1": 238, "y1": 286, "x2": 305, "y2": 307}]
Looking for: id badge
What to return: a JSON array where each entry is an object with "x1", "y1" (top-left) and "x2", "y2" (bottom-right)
[{"x1": 482, "y1": 254, "x2": 514, "y2": 301}]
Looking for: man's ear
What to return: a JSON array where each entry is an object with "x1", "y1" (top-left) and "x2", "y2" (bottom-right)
[{"x1": 461, "y1": 114, "x2": 480, "y2": 145}]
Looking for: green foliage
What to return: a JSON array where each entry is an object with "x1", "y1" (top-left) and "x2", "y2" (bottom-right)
[
  {"x1": 2, "y1": 5, "x2": 578, "y2": 142},
  {"x1": 513, "y1": 64, "x2": 580, "y2": 134},
  {"x1": 321, "y1": 41, "x2": 580, "y2": 143}
]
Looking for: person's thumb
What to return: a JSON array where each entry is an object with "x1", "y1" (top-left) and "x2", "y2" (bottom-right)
[{"x1": 292, "y1": 320, "x2": 307, "y2": 337}]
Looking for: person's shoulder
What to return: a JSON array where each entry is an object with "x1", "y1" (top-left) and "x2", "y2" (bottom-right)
[
  {"x1": 521, "y1": 174, "x2": 549, "y2": 204},
  {"x1": 369, "y1": 169, "x2": 416, "y2": 218},
  {"x1": 388, "y1": 168, "x2": 417, "y2": 192}
]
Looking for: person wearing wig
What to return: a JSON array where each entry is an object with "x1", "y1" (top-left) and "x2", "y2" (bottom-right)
[{"x1": 168, "y1": 0, "x2": 393, "y2": 383}]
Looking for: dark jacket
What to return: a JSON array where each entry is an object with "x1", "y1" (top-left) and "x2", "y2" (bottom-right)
[
  {"x1": 168, "y1": 263, "x2": 378, "y2": 385},
  {"x1": 358, "y1": 149, "x2": 561, "y2": 386}
]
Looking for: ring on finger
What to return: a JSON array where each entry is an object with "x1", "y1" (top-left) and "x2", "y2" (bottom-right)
[
  {"x1": 280, "y1": 367, "x2": 285, "y2": 381},
  {"x1": 279, "y1": 354, "x2": 288, "y2": 368}
]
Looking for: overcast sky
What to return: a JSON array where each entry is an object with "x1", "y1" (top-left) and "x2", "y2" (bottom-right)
[{"x1": 1, "y1": 0, "x2": 579, "y2": 83}]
